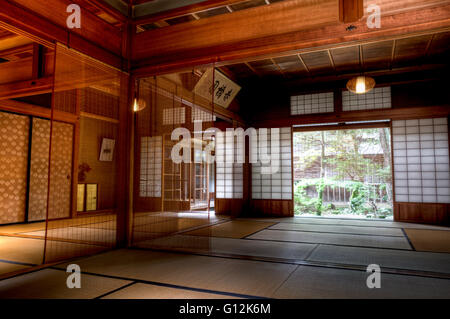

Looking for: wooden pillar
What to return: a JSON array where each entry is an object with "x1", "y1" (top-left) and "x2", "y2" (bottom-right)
[{"x1": 116, "y1": 16, "x2": 134, "y2": 247}]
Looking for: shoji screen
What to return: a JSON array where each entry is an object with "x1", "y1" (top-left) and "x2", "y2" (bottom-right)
[
  {"x1": 291, "y1": 92, "x2": 334, "y2": 115},
  {"x1": 393, "y1": 118, "x2": 450, "y2": 203},
  {"x1": 252, "y1": 127, "x2": 292, "y2": 200},
  {"x1": 342, "y1": 87, "x2": 391, "y2": 111},
  {"x1": 0, "y1": 112, "x2": 29, "y2": 225},
  {"x1": 140, "y1": 136, "x2": 162, "y2": 197},
  {"x1": 216, "y1": 131, "x2": 244, "y2": 199}
]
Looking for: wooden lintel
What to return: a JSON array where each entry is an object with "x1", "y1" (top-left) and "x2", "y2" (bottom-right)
[
  {"x1": 252, "y1": 105, "x2": 450, "y2": 128},
  {"x1": 0, "y1": 76, "x2": 53, "y2": 100},
  {"x1": 0, "y1": 99, "x2": 78, "y2": 123}
]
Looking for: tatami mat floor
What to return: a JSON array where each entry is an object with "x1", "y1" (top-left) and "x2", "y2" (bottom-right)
[{"x1": 0, "y1": 216, "x2": 449, "y2": 299}]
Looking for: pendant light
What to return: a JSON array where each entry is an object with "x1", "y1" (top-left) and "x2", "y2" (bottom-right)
[{"x1": 346, "y1": 75, "x2": 376, "y2": 94}]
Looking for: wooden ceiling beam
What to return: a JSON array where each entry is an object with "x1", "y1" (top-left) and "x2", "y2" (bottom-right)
[
  {"x1": 132, "y1": 0, "x2": 339, "y2": 61},
  {"x1": 297, "y1": 54, "x2": 310, "y2": 76},
  {"x1": 244, "y1": 62, "x2": 260, "y2": 77},
  {"x1": 270, "y1": 58, "x2": 286, "y2": 77},
  {"x1": 133, "y1": 0, "x2": 254, "y2": 25},
  {"x1": 390, "y1": 39, "x2": 396, "y2": 70},
  {"x1": 275, "y1": 63, "x2": 448, "y2": 88},
  {"x1": 0, "y1": 76, "x2": 53, "y2": 100},
  {"x1": 82, "y1": 0, "x2": 129, "y2": 23},
  {"x1": 132, "y1": 1, "x2": 450, "y2": 77},
  {"x1": 327, "y1": 49, "x2": 337, "y2": 75},
  {"x1": 0, "y1": 0, "x2": 124, "y2": 68},
  {"x1": 8, "y1": 0, "x2": 123, "y2": 54}
]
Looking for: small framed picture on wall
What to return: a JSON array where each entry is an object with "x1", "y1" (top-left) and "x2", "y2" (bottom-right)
[{"x1": 99, "y1": 138, "x2": 115, "y2": 162}]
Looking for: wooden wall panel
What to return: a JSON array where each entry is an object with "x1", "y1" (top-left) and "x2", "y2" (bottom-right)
[
  {"x1": 215, "y1": 198, "x2": 244, "y2": 217},
  {"x1": 163, "y1": 200, "x2": 190, "y2": 212},
  {"x1": 249, "y1": 199, "x2": 293, "y2": 217},
  {"x1": 78, "y1": 116, "x2": 118, "y2": 211},
  {"x1": 395, "y1": 202, "x2": 450, "y2": 225},
  {"x1": 134, "y1": 197, "x2": 161, "y2": 213}
]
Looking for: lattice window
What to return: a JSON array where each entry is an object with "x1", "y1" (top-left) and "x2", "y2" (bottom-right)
[
  {"x1": 291, "y1": 92, "x2": 334, "y2": 115},
  {"x1": 216, "y1": 131, "x2": 243, "y2": 199},
  {"x1": 192, "y1": 107, "x2": 216, "y2": 122},
  {"x1": 342, "y1": 87, "x2": 391, "y2": 111},
  {"x1": 393, "y1": 118, "x2": 449, "y2": 203},
  {"x1": 140, "y1": 136, "x2": 162, "y2": 197},
  {"x1": 252, "y1": 127, "x2": 292, "y2": 200},
  {"x1": 162, "y1": 107, "x2": 186, "y2": 125}
]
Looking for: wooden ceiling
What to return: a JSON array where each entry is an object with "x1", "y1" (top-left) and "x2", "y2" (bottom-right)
[
  {"x1": 135, "y1": 0, "x2": 287, "y2": 31},
  {"x1": 218, "y1": 31, "x2": 450, "y2": 86},
  {"x1": 78, "y1": 0, "x2": 292, "y2": 30},
  {"x1": 75, "y1": 0, "x2": 126, "y2": 27}
]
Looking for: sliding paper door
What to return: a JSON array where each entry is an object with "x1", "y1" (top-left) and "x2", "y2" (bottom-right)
[
  {"x1": 0, "y1": 111, "x2": 29, "y2": 224},
  {"x1": 28, "y1": 118, "x2": 73, "y2": 222}
]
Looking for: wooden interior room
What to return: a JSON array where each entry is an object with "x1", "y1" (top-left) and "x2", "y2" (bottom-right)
[{"x1": 0, "y1": 0, "x2": 449, "y2": 299}]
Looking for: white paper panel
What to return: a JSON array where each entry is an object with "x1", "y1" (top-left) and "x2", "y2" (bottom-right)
[
  {"x1": 252, "y1": 127, "x2": 292, "y2": 200},
  {"x1": 291, "y1": 92, "x2": 334, "y2": 115},
  {"x1": 140, "y1": 136, "x2": 162, "y2": 197},
  {"x1": 163, "y1": 107, "x2": 186, "y2": 125},
  {"x1": 343, "y1": 87, "x2": 391, "y2": 111},
  {"x1": 192, "y1": 107, "x2": 216, "y2": 123},
  {"x1": 216, "y1": 131, "x2": 243, "y2": 199},
  {"x1": 392, "y1": 118, "x2": 449, "y2": 203}
]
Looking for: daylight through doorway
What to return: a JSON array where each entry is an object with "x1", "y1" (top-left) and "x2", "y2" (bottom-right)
[{"x1": 293, "y1": 126, "x2": 393, "y2": 220}]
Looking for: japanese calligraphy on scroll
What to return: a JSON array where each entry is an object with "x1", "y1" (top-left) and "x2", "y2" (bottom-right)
[{"x1": 193, "y1": 69, "x2": 241, "y2": 108}]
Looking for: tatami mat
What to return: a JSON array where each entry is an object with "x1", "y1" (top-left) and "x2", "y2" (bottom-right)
[
  {"x1": 269, "y1": 223, "x2": 404, "y2": 236},
  {"x1": 248, "y1": 229, "x2": 412, "y2": 250},
  {"x1": 307, "y1": 245, "x2": 450, "y2": 274},
  {"x1": 273, "y1": 265, "x2": 450, "y2": 299},
  {"x1": 55, "y1": 249, "x2": 296, "y2": 298},
  {"x1": 185, "y1": 220, "x2": 275, "y2": 239},
  {"x1": 0, "y1": 269, "x2": 131, "y2": 299},
  {"x1": 404, "y1": 229, "x2": 450, "y2": 253},
  {"x1": 102, "y1": 283, "x2": 240, "y2": 299},
  {"x1": 77, "y1": 221, "x2": 117, "y2": 230},
  {"x1": 22, "y1": 227, "x2": 116, "y2": 244},
  {"x1": 0, "y1": 236, "x2": 43, "y2": 265},
  {"x1": 241, "y1": 217, "x2": 450, "y2": 230},
  {"x1": 139, "y1": 234, "x2": 317, "y2": 260},
  {"x1": 0, "y1": 261, "x2": 31, "y2": 276},
  {"x1": 134, "y1": 217, "x2": 213, "y2": 233},
  {"x1": 0, "y1": 222, "x2": 46, "y2": 234},
  {"x1": 0, "y1": 216, "x2": 117, "y2": 235}
]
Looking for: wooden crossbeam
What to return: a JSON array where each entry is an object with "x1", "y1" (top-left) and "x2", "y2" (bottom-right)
[
  {"x1": 132, "y1": 1, "x2": 450, "y2": 76},
  {"x1": 0, "y1": 76, "x2": 53, "y2": 100},
  {"x1": 0, "y1": 0, "x2": 124, "y2": 68}
]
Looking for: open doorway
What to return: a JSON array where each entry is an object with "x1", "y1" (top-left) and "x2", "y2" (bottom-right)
[{"x1": 293, "y1": 124, "x2": 393, "y2": 220}]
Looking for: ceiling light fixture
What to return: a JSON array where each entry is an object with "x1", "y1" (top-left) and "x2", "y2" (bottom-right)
[{"x1": 346, "y1": 75, "x2": 376, "y2": 94}]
